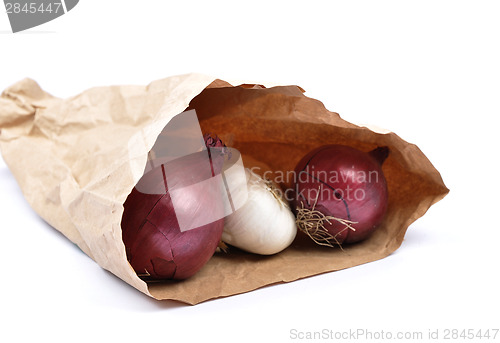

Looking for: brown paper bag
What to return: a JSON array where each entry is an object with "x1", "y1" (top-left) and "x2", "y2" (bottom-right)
[{"x1": 0, "y1": 74, "x2": 448, "y2": 304}]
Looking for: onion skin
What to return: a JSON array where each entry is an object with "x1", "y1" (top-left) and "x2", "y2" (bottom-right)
[
  {"x1": 293, "y1": 145, "x2": 389, "y2": 245},
  {"x1": 222, "y1": 169, "x2": 297, "y2": 255},
  {"x1": 121, "y1": 135, "x2": 227, "y2": 280}
]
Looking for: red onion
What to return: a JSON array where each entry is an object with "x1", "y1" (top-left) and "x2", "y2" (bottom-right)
[
  {"x1": 293, "y1": 145, "x2": 389, "y2": 246},
  {"x1": 121, "y1": 134, "x2": 227, "y2": 280}
]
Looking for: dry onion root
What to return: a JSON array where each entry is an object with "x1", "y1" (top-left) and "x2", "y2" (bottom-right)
[{"x1": 295, "y1": 190, "x2": 357, "y2": 248}]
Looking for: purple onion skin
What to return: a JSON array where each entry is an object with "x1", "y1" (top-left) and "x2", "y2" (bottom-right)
[
  {"x1": 293, "y1": 145, "x2": 389, "y2": 244},
  {"x1": 121, "y1": 136, "x2": 227, "y2": 280}
]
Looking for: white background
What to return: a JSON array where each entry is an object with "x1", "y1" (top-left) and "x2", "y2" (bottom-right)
[{"x1": 1, "y1": 1, "x2": 499, "y2": 342}]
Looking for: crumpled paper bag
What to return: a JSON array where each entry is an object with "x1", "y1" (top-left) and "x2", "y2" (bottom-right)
[{"x1": 0, "y1": 74, "x2": 448, "y2": 304}]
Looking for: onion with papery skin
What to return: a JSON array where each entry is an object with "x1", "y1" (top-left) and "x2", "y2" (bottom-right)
[
  {"x1": 222, "y1": 168, "x2": 297, "y2": 255},
  {"x1": 292, "y1": 145, "x2": 389, "y2": 246},
  {"x1": 121, "y1": 135, "x2": 228, "y2": 280}
]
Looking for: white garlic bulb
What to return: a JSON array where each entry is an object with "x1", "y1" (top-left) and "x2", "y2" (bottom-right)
[{"x1": 222, "y1": 168, "x2": 297, "y2": 255}]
